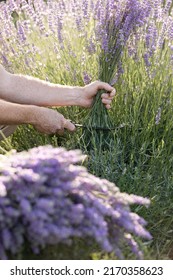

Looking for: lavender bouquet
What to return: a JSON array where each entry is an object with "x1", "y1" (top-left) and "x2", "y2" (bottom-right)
[
  {"x1": 0, "y1": 146, "x2": 151, "y2": 260},
  {"x1": 82, "y1": 0, "x2": 151, "y2": 150}
]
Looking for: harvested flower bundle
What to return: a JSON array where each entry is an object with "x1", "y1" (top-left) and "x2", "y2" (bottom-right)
[{"x1": 83, "y1": 0, "x2": 151, "y2": 150}]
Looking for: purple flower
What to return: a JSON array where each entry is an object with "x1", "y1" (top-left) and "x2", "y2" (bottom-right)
[
  {"x1": 83, "y1": 71, "x2": 92, "y2": 84},
  {"x1": 0, "y1": 146, "x2": 151, "y2": 260},
  {"x1": 155, "y1": 107, "x2": 162, "y2": 125}
]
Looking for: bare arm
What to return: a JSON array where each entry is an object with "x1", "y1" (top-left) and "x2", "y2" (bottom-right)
[
  {"x1": 0, "y1": 64, "x2": 82, "y2": 107},
  {"x1": 0, "y1": 64, "x2": 115, "y2": 109},
  {"x1": 0, "y1": 98, "x2": 36, "y2": 125},
  {"x1": 0, "y1": 98, "x2": 75, "y2": 134}
]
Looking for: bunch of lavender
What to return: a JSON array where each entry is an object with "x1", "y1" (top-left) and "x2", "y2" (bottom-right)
[
  {"x1": 0, "y1": 146, "x2": 151, "y2": 260},
  {"x1": 82, "y1": 0, "x2": 151, "y2": 150}
]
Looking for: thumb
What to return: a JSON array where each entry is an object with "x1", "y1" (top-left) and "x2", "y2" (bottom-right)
[{"x1": 64, "y1": 119, "x2": 76, "y2": 132}]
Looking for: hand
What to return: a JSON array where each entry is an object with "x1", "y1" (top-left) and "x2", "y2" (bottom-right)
[
  {"x1": 32, "y1": 107, "x2": 76, "y2": 135},
  {"x1": 80, "y1": 81, "x2": 116, "y2": 109}
]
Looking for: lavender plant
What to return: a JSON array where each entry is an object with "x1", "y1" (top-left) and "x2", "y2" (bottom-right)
[
  {"x1": 112, "y1": 0, "x2": 173, "y2": 168},
  {"x1": 0, "y1": 146, "x2": 151, "y2": 260}
]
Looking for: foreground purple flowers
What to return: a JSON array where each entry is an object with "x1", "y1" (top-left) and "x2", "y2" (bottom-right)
[{"x1": 0, "y1": 146, "x2": 151, "y2": 260}]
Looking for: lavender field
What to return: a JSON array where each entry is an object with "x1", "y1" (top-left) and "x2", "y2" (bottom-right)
[{"x1": 1, "y1": 0, "x2": 173, "y2": 260}]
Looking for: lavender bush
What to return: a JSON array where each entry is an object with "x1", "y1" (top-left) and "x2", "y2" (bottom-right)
[{"x1": 0, "y1": 146, "x2": 151, "y2": 260}]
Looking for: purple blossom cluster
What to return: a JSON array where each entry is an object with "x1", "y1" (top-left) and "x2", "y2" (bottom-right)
[
  {"x1": 96, "y1": 0, "x2": 149, "y2": 50},
  {"x1": 0, "y1": 146, "x2": 151, "y2": 260},
  {"x1": 128, "y1": 0, "x2": 173, "y2": 67},
  {"x1": 91, "y1": 0, "x2": 151, "y2": 83}
]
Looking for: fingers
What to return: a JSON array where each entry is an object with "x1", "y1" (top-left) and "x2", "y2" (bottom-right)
[
  {"x1": 101, "y1": 88, "x2": 116, "y2": 109},
  {"x1": 94, "y1": 81, "x2": 116, "y2": 97},
  {"x1": 94, "y1": 81, "x2": 116, "y2": 109},
  {"x1": 101, "y1": 88, "x2": 116, "y2": 97},
  {"x1": 101, "y1": 91, "x2": 115, "y2": 100},
  {"x1": 110, "y1": 88, "x2": 116, "y2": 97},
  {"x1": 102, "y1": 98, "x2": 112, "y2": 105},
  {"x1": 63, "y1": 119, "x2": 76, "y2": 132},
  {"x1": 95, "y1": 81, "x2": 114, "y2": 92},
  {"x1": 55, "y1": 119, "x2": 76, "y2": 135},
  {"x1": 105, "y1": 104, "x2": 111, "y2": 109},
  {"x1": 51, "y1": 120, "x2": 75, "y2": 136},
  {"x1": 102, "y1": 100, "x2": 111, "y2": 109}
]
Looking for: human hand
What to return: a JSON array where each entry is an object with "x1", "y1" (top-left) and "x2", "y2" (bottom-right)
[
  {"x1": 79, "y1": 81, "x2": 116, "y2": 109},
  {"x1": 32, "y1": 107, "x2": 76, "y2": 135}
]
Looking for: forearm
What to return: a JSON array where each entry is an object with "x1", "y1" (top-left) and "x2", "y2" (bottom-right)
[
  {"x1": 0, "y1": 99, "x2": 37, "y2": 125},
  {"x1": 0, "y1": 66, "x2": 82, "y2": 107}
]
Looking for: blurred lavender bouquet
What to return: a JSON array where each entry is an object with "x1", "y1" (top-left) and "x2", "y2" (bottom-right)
[
  {"x1": 0, "y1": 146, "x2": 151, "y2": 260},
  {"x1": 82, "y1": 0, "x2": 151, "y2": 149}
]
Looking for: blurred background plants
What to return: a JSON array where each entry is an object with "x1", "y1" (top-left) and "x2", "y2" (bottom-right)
[{"x1": 1, "y1": 0, "x2": 173, "y2": 259}]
